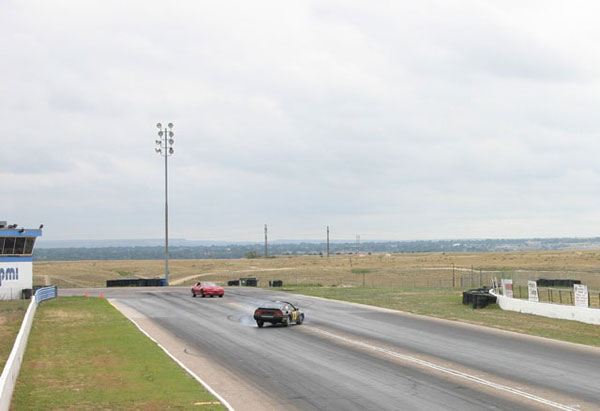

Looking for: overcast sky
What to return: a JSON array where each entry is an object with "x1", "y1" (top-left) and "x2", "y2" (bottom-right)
[{"x1": 3, "y1": 1, "x2": 600, "y2": 243}]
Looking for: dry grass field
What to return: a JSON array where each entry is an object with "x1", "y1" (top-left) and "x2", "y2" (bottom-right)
[
  {"x1": 33, "y1": 249, "x2": 600, "y2": 289},
  {"x1": 28, "y1": 250, "x2": 600, "y2": 347}
]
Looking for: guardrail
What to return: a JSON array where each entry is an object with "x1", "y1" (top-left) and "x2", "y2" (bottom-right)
[
  {"x1": 34, "y1": 286, "x2": 57, "y2": 306},
  {"x1": 0, "y1": 298, "x2": 37, "y2": 411},
  {"x1": 0, "y1": 287, "x2": 57, "y2": 410},
  {"x1": 490, "y1": 288, "x2": 600, "y2": 325}
]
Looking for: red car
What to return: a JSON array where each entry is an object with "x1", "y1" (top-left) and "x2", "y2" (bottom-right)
[{"x1": 191, "y1": 281, "x2": 224, "y2": 298}]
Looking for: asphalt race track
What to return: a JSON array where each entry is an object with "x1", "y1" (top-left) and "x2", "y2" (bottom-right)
[{"x1": 59, "y1": 287, "x2": 600, "y2": 411}]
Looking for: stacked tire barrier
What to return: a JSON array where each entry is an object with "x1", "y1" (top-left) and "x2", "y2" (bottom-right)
[
  {"x1": 269, "y1": 280, "x2": 283, "y2": 287},
  {"x1": 240, "y1": 278, "x2": 258, "y2": 286},
  {"x1": 536, "y1": 279, "x2": 581, "y2": 287},
  {"x1": 227, "y1": 278, "x2": 259, "y2": 286},
  {"x1": 106, "y1": 278, "x2": 166, "y2": 287},
  {"x1": 463, "y1": 287, "x2": 497, "y2": 309}
]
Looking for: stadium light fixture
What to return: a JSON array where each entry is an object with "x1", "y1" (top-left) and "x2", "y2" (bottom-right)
[{"x1": 155, "y1": 122, "x2": 175, "y2": 286}]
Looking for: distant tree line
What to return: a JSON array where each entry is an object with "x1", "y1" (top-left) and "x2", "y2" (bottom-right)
[{"x1": 32, "y1": 237, "x2": 600, "y2": 261}]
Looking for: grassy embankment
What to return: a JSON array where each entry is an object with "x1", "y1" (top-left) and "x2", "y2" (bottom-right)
[
  {"x1": 0, "y1": 300, "x2": 29, "y2": 370},
  {"x1": 11, "y1": 297, "x2": 224, "y2": 410}
]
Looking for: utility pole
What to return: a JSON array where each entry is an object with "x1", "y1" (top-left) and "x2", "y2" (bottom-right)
[
  {"x1": 452, "y1": 262, "x2": 455, "y2": 287},
  {"x1": 356, "y1": 234, "x2": 360, "y2": 255},
  {"x1": 327, "y1": 226, "x2": 330, "y2": 258},
  {"x1": 264, "y1": 224, "x2": 268, "y2": 258}
]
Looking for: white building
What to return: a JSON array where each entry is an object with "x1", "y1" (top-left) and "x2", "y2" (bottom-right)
[{"x1": 0, "y1": 221, "x2": 42, "y2": 300}]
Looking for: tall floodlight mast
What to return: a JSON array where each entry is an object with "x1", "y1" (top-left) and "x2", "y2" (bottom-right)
[{"x1": 155, "y1": 122, "x2": 175, "y2": 285}]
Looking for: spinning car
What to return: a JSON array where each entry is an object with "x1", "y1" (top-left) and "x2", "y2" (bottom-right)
[{"x1": 254, "y1": 301, "x2": 304, "y2": 327}]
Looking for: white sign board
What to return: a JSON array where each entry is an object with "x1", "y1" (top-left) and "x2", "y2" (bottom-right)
[
  {"x1": 574, "y1": 284, "x2": 588, "y2": 308},
  {"x1": 528, "y1": 280, "x2": 539, "y2": 302},
  {"x1": 501, "y1": 279, "x2": 514, "y2": 298},
  {"x1": 0, "y1": 260, "x2": 33, "y2": 300}
]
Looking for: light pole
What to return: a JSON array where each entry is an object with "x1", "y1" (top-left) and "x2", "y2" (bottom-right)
[{"x1": 155, "y1": 122, "x2": 174, "y2": 285}]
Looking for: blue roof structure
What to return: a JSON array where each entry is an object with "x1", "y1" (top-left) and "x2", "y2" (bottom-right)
[
  {"x1": 0, "y1": 229, "x2": 42, "y2": 237},
  {"x1": 0, "y1": 223, "x2": 43, "y2": 257}
]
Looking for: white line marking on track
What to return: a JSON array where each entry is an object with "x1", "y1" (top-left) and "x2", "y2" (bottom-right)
[
  {"x1": 108, "y1": 300, "x2": 235, "y2": 411},
  {"x1": 310, "y1": 327, "x2": 577, "y2": 411}
]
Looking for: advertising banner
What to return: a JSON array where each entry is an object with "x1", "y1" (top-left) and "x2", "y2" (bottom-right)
[
  {"x1": 528, "y1": 280, "x2": 539, "y2": 302},
  {"x1": 0, "y1": 260, "x2": 33, "y2": 300},
  {"x1": 574, "y1": 284, "x2": 589, "y2": 308},
  {"x1": 501, "y1": 279, "x2": 514, "y2": 298}
]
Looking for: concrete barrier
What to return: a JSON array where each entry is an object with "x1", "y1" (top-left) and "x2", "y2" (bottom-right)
[
  {"x1": 490, "y1": 288, "x2": 600, "y2": 325},
  {"x1": 0, "y1": 297, "x2": 37, "y2": 411}
]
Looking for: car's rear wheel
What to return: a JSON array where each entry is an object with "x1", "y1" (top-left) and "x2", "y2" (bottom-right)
[
  {"x1": 200, "y1": 290, "x2": 205, "y2": 298},
  {"x1": 210, "y1": 294, "x2": 214, "y2": 298},
  {"x1": 192, "y1": 291, "x2": 196, "y2": 298},
  {"x1": 282, "y1": 316, "x2": 290, "y2": 327},
  {"x1": 257, "y1": 320, "x2": 264, "y2": 328},
  {"x1": 296, "y1": 314, "x2": 304, "y2": 325},
  {"x1": 218, "y1": 294, "x2": 223, "y2": 298}
]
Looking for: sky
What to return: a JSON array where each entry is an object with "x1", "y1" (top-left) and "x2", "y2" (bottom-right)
[{"x1": 3, "y1": 0, "x2": 600, "y2": 243}]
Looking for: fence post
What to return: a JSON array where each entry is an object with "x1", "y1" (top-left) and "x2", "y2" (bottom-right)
[
  {"x1": 548, "y1": 288, "x2": 551, "y2": 302},
  {"x1": 559, "y1": 290, "x2": 562, "y2": 304}
]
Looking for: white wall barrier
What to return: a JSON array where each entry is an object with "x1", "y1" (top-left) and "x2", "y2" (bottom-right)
[
  {"x1": 490, "y1": 288, "x2": 600, "y2": 325},
  {"x1": 0, "y1": 297, "x2": 37, "y2": 411},
  {"x1": 0, "y1": 287, "x2": 57, "y2": 410}
]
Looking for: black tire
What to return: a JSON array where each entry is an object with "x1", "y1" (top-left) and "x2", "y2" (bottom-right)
[
  {"x1": 219, "y1": 294, "x2": 224, "y2": 298},
  {"x1": 296, "y1": 314, "x2": 304, "y2": 325},
  {"x1": 282, "y1": 316, "x2": 290, "y2": 327},
  {"x1": 192, "y1": 292, "x2": 196, "y2": 298},
  {"x1": 257, "y1": 320, "x2": 264, "y2": 328},
  {"x1": 210, "y1": 294, "x2": 214, "y2": 298},
  {"x1": 201, "y1": 290, "x2": 205, "y2": 298}
]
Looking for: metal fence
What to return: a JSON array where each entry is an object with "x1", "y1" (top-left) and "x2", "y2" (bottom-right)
[
  {"x1": 34, "y1": 286, "x2": 57, "y2": 306},
  {"x1": 491, "y1": 270, "x2": 600, "y2": 288},
  {"x1": 507, "y1": 285, "x2": 600, "y2": 308},
  {"x1": 461, "y1": 270, "x2": 600, "y2": 291}
]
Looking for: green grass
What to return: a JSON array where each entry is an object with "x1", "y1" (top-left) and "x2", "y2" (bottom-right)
[
  {"x1": 282, "y1": 285, "x2": 600, "y2": 347},
  {"x1": 12, "y1": 297, "x2": 224, "y2": 410},
  {"x1": 0, "y1": 300, "x2": 29, "y2": 371}
]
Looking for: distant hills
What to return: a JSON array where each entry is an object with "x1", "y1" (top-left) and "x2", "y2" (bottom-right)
[
  {"x1": 35, "y1": 238, "x2": 353, "y2": 249},
  {"x1": 32, "y1": 237, "x2": 600, "y2": 261}
]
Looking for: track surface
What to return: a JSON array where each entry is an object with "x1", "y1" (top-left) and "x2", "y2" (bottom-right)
[{"x1": 60, "y1": 287, "x2": 600, "y2": 410}]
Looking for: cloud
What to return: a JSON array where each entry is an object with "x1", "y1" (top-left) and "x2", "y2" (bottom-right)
[{"x1": 3, "y1": 1, "x2": 600, "y2": 241}]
